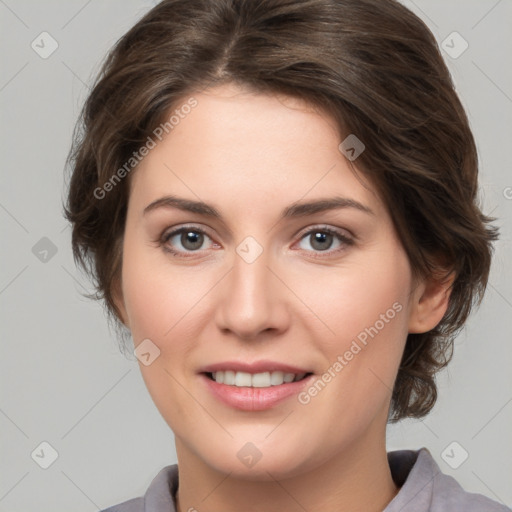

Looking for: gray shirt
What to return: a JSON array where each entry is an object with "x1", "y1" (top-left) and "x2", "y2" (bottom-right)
[{"x1": 101, "y1": 447, "x2": 510, "y2": 511}]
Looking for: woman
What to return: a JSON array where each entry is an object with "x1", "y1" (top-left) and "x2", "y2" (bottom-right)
[{"x1": 64, "y1": 0, "x2": 508, "y2": 510}]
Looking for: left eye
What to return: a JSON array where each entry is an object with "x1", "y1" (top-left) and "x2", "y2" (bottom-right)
[
  {"x1": 160, "y1": 226, "x2": 352, "y2": 257},
  {"x1": 297, "y1": 228, "x2": 352, "y2": 253},
  {"x1": 164, "y1": 228, "x2": 213, "y2": 252}
]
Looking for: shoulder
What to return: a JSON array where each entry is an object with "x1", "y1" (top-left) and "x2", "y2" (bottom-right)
[
  {"x1": 99, "y1": 464, "x2": 179, "y2": 512},
  {"x1": 385, "y1": 447, "x2": 510, "y2": 512}
]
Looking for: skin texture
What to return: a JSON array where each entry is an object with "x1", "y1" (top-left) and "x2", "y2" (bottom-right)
[{"x1": 114, "y1": 83, "x2": 454, "y2": 512}]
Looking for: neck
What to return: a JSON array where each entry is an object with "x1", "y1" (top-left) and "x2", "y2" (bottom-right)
[{"x1": 175, "y1": 424, "x2": 399, "y2": 512}]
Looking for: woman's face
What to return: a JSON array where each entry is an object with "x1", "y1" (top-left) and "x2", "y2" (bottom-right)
[{"x1": 117, "y1": 83, "x2": 425, "y2": 479}]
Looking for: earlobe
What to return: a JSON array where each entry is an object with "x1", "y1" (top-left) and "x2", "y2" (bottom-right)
[{"x1": 408, "y1": 270, "x2": 456, "y2": 334}]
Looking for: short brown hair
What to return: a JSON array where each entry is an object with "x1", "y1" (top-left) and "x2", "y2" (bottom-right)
[{"x1": 64, "y1": 0, "x2": 499, "y2": 422}]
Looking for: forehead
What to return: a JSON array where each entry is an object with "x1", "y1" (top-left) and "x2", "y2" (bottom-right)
[{"x1": 130, "y1": 83, "x2": 383, "y2": 218}]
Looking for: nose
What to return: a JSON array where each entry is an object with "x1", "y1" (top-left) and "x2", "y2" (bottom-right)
[{"x1": 214, "y1": 243, "x2": 291, "y2": 341}]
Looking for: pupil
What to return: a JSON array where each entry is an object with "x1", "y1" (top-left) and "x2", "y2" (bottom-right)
[
  {"x1": 183, "y1": 231, "x2": 203, "y2": 250},
  {"x1": 312, "y1": 232, "x2": 332, "y2": 251}
]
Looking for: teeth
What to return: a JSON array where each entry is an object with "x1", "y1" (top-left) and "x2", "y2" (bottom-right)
[
  {"x1": 223, "y1": 370, "x2": 235, "y2": 385},
  {"x1": 283, "y1": 373, "x2": 295, "y2": 383},
  {"x1": 235, "y1": 371, "x2": 252, "y2": 387},
  {"x1": 210, "y1": 371, "x2": 307, "y2": 387},
  {"x1": 251, "y1": 372, "x2": 271, "y2": 388},
  {"x1": 270, "y1": 371, "x2": 284, "y2": 385}
]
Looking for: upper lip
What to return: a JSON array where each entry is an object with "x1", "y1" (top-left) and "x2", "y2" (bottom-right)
[{"x1": 199, "y1": 360, "x2": 312, "y2": 374}]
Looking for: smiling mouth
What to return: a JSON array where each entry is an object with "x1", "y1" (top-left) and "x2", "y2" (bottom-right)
[{"x1": 204, "y1": 370, "x2": 313, "y2": 388}]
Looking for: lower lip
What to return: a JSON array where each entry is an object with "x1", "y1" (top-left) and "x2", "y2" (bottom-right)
[{"x1": 201, "y1": 374, "x2": 313, "y2": 411}]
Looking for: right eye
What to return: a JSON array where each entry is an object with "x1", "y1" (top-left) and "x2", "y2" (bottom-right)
[{"x1": 160, "y1": 225, "x2": 218, "y2": 257}]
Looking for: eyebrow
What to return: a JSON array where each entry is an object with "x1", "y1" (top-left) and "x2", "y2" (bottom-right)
[
  {"x1": 143, "y1": 195, "x2": 374, "y2": 219},
  {"x1": 143, "y1": 195, "x2": 375, "y2": 220}
]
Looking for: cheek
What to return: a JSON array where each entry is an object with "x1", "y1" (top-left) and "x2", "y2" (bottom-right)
[
  {"x1": 294, "y1": 247, "x2": 412, "y2": 352},
  {"x1": 293, "y1": 245, "x2": 412, "y2": 417},
  {"x1": 120, "y1": 241, "x2": 202, "y2": 430},
  {"x1": 121, "y1": 240, "x2": 206, "y2": 341}
]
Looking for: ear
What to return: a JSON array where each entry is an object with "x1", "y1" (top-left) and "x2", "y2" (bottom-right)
[{"x1": 408, "y1": 269, "x2": 456, "y2": 334}]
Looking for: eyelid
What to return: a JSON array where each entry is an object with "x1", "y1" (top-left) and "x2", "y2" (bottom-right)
[
  {"x1": 161, "y1": 223, "x2": 214, "y2": 240},
  {"x1": 294, "y1": 223, "x2": 354, "y2": 241}
]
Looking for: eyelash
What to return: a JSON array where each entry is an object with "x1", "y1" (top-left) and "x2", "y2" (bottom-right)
[{"x1": 157, "y1": 224, "x2": 354, "y2": 259}]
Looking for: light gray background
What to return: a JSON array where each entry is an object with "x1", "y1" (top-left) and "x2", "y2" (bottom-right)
[{"x1": 1, "y1": 0, "x2": 511, "y2": 510}]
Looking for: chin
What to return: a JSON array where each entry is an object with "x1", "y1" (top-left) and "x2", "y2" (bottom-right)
[{"x1": 197, "y1": 438, "x2": 319, "y2": 481}]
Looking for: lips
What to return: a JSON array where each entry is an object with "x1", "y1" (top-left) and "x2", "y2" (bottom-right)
[{"x1": 198, "y1": 360, "x2": 314, "y2": 410}]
